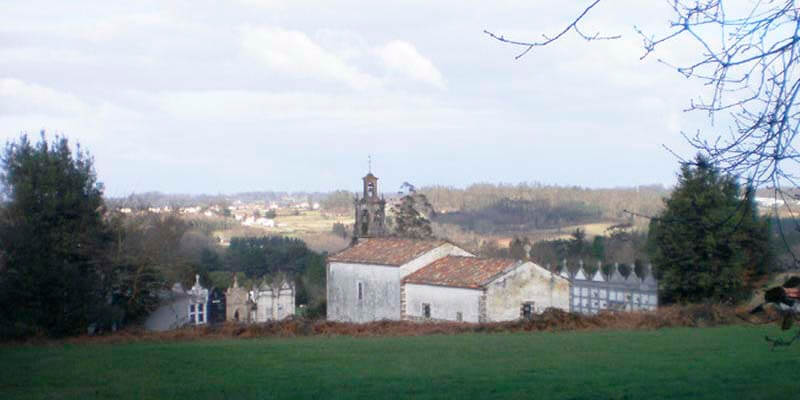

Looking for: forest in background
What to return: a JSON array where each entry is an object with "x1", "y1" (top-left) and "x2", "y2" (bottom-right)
[{"x1": 421, "y1": 183, "x2": 669, "y2": 228}]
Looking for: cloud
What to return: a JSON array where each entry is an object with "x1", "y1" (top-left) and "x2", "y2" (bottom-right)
[
  {"x1": 241, "y1": 26, "x2": 379, "y2": 90},
  {"x1": 154, "y1": 89, "x2": 468, "y2": 133},
  {"x1": 0, "y1": 78, "x2": 88, "y2": 116},
  {"x1": 376, "y1": 40, "x2": 445, "y2": 88}
]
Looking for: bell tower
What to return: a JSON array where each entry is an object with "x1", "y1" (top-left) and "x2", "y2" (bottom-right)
[{"x1": 354, "y1": 161, "x2": 386, "y2": 238}]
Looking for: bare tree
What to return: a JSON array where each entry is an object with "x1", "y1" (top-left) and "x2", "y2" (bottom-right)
[{"x1": 487, "y1": 0, "x2": 800, "y2": 200}]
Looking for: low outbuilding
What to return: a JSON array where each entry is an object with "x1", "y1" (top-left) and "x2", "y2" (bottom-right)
[{"x1": 401, "y1": 256, "x2": 570, "y2": 323}]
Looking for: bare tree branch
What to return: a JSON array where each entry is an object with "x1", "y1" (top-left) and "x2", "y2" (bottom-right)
[
  {"x1": 489, "y1": 0, "x2": 800, "y2": 268},
  {"x1": 484, "y1": 0, "x2": 620, "y2": 59}
]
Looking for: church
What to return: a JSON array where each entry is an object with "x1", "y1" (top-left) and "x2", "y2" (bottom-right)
[{"x1": 326, "y1": 171, "x2": 570, "y2": 323}]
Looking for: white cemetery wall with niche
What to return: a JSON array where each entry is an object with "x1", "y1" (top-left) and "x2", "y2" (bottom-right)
[{"x1": 568, "y1": 263, "x2": 658, "y2": 314}]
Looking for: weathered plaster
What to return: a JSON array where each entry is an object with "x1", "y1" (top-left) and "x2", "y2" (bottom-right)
[
  {"x1": 327, "y1": 261, "x2": 401, "y2": 322},
  {"x1": 254, "y1": 284, "x2": 295, "y2": 321},
  {"x1": 403, "y1": 283, "x2": 482, "y2": 323},
  {"x1": 485, "y1": 262, "x2": 570, "y2": 322}
]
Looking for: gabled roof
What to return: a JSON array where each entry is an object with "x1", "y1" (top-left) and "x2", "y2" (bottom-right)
[
  {"x1": 591, "y1": 269, "x2": 605, "y2": 282},
  {"x1": 610, "y1": 265, "x2": 626, "y2": 283},
  {"x1": 402, "y1": 256, "x2": 518, "y2": 289},
  {"x1": 328, "y1": 237, "x2": 447, "y2": 266}
]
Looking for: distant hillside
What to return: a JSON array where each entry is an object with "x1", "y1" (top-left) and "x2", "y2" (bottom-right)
[
  {"x1": 422, "y1": 183, "x2": 669, "y2": 233},
  {"x1": 433, "y1": 198, "x2": 603, "y2": 234}
]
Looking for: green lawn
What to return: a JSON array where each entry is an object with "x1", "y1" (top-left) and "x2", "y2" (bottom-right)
[{"x1": 1, "y1": 325, "x2": 798, "y2": 399}]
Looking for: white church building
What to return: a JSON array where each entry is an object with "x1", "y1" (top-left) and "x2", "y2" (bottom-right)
[
  {"x1": 327, "y1": 237, "x2": 472, "y2": 322},
  {"x1": 326, "y1": 171, "x2": 570, "y2": 323}
]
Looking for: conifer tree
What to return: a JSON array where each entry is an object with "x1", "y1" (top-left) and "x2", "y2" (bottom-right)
[
  {"x1": 648, "y1": 155, "x2": 771, "y2": 304},
  {"x1": 391, "y1": 192, "x2": 434, "y2": 239},
  {"x1": 0, "y1": 133, "x2": 109, "y2": 337}
]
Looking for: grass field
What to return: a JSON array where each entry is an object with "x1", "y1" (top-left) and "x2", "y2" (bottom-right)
[{"x1": 1, "y1": 325, "x2": 799, "y2": 399}]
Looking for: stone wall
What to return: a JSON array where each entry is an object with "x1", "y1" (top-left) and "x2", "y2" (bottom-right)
[{"x1": 226, "y1": 284, "x2": 252, "y2": 323}]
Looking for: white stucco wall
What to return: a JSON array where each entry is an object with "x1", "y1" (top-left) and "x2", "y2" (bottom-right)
[
  {"x1": 327, "y1": 243, "x2": 473, "y2": 323},
  {"x1": 404, "y1": 283, "x2": 483, "y2": 322},
  {"x1": 144, "y1": 293, "x2": 191, "y2": 331},
  {"x1": 485, "y1": 262, "x2": 570, "y2": 322},
  {"x1": 254, "y1": 286, "x2": 295, "y2": 322},
  {"x1": 327, "y1": 261, "x2": 401, "y2": 322}
]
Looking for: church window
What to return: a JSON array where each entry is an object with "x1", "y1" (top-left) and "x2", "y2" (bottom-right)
[
  {"x1": 357, "y1": 281, "x2": 363, "y2": 301},
  {"x1": 367, "y1": 182, "x2": 375, "y2": 197},
  {"x1": 197, "y1": 303, "x2": 205, "y2": 323},
  {"x1": 456, "y1": 312, "x2": 463, "y2": 322},
  {"x1": 521, "y1": 302, "x2": 534, "y2": 319},
  {"x1": 189, "y1": 304, "x2": 196, "y2": 322},
  {"x1": 422, "y1": 303, "x2": 431, "y2": 319}
]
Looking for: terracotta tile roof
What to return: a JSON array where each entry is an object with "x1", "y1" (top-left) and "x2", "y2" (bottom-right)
[
  {"x1": 403, "y1": 256, "x2": 518, "y2": 289},
  {"x1": 327, "y1": 237, "x2": 447, "y2": 266}
]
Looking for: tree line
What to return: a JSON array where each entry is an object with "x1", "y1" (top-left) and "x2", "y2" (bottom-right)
[
  {"x1": 0, "y1": 134, "x2": 778, "y2": 338},
  {"x1": 421, "y1": 183, "x2": 668, "y2": 223},
  {"x1": 434, "y1": 198, "x2": 604, "y2": 234},
  {"x1": 0, "y1": 134, "x2": 326, "y2": 339}
]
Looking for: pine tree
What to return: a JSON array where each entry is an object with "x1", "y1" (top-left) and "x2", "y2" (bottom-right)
[
  {"x1": 647, "y1": 155, "x2": 771, "y2": 304},
  {"x1": 0, "y1": 133, "x2": 110, "y2": 337},
  {"x1": 392, "y1": 192, "x2": 434, "y2": 239}
]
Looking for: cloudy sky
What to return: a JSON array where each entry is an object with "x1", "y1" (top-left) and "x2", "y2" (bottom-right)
[{"x1": 0, "y1": 0, "x2": 712, "y2": 196}]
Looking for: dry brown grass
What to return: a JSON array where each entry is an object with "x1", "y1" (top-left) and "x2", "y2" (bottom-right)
[
  {"x1": 33, "y1": 304, "x2": 767, "y2": 346},
  {"x1": 298, "y1": 232, "x2": 350, "y2": 253}
]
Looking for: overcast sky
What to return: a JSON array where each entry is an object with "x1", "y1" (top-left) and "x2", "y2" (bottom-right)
[{"x1": 0, "y1": 0, "x2": 714, "y2": 196}]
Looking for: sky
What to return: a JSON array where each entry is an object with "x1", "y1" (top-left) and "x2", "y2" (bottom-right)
[{"x1": 0, "y1": 0, "x2": 715, "y2": 196}]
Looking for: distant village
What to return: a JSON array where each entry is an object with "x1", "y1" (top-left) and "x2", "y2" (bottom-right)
[{"x1": 116, "y1": 198, "x2": 321, "y2": 227}]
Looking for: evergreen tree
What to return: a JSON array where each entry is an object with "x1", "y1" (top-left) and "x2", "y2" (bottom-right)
[
  {"x1": 648, "y1": 155, "x2": 771, "y2": 304},
  {"x1": 569, "y1": 228, "x2": 587, "y2": 256},
  {"x1": 225, "y1": 236, "x2": 312, "y2": 278},
  {"x1": 591, "y1": 236, "x2": 606, "y2": 261},
  {"x1": 391, "y1": 192, "x2": 434, "y2": 239},
  {"x1": 0, "y1": 134, "x2": 110, "y2": 337}
]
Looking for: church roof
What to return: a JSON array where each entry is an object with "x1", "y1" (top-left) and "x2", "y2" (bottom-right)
[
  {"x1": 403, "y1": 256, "x2": 518, "y2": 289},
  {"x1": 328, "y1": 237, "x2": 446, "y2": 266}
]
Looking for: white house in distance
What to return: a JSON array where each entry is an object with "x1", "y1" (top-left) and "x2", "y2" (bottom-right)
[
  {"x1": 402, "y1": 256, "x2": 570, "y2": 323},
  {"x1": 327, "y1": 237, "x2": 473, "y2": 323}
]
